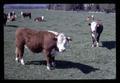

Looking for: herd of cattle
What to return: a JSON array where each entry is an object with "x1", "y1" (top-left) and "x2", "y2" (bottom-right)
[
  {"x1": 4, "y1": 11, "x2": 103, "y2": 70},
  {"x1": 4, "y1": 11, "x2": 45, "y2": 25}
]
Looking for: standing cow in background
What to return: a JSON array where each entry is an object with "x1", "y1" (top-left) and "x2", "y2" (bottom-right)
[
  {"x1": 34, "y1": 16, "x2": 45, "y2": 22},
  {"x1": 86, "y1": 15, "x2": 103, "y2": 47},
  {"x1": 15, "y1": 28, "x2": 72, "y2": 70},
  {"x1": 21, "y1": 11, "x2": 31, "y2": 19},
  {"x1": 7, "y1": 11, "x2": 17, "y2": 22}
]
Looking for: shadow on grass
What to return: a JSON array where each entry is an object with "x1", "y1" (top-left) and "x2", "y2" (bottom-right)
[
  {"x1": 26, "y1": 60, "x2": 99, "y2": 74},
  {"x1": 101, "y1": 41, "x2": 116, "y2": 50},
  {"x1": 5, "y1": 25, "x2": 18, "y2": 28}
]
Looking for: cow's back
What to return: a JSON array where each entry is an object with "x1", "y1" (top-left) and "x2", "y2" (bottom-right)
[{"x1": 15, "y1": 28, "x2": 57, "y2": 53}]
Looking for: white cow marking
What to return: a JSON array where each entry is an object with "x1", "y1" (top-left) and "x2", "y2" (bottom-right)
[
  {"x1": 20, "y1": 58, "x2": 25, "y2": 65},
  {"x1": 48, "y1": 30, "x2": 68, "y2": 52},
  {"x1": 91, "y1": 21, "x2": 97, "y2": 32}
]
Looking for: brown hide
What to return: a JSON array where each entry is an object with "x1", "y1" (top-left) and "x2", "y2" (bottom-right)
[{"x1": 15, "y1": 28, "x2": 57, "y2": 53}]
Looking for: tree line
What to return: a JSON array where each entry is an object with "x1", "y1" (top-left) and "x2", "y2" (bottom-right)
[{"x1": 47, "y1": 4, "x2": 115, "y2": 13}]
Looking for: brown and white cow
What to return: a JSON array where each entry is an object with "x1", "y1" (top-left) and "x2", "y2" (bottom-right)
[
  {"x1": 21, "y1": 11, "x2": 31, "y2": 19},
  {"x1": 88, "y1": 20, "x2": 103, "y2": 47},
  {"x1": 7, "y1": 11, "x2": 17, "y2": 22},
  {"x1": 15, "y1": 28, "x2": 72, "y2": 70},
  {"x1": 86, "y1": 15, "x2": 103, "y2": 47}
]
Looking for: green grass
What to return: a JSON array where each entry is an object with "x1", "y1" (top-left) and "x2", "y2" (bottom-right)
[{"x1": 4, "y1": 9, "x2": 116, "y2": 79}]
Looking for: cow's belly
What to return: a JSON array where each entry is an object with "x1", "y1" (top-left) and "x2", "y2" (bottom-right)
[
  {"x1": 29, "y1": 47, "x2": 43, "y2": 53},
  {"x1": 25, "y1": 44, "x2": 43, "y2": 53}
]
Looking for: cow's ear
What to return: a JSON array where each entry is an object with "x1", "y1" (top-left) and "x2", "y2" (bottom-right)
[{"x1": 67, "y1": 37, "x2": 72, "y2": 41}]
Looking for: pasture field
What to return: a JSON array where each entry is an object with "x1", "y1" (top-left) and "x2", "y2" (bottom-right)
[{"x1": 4, "y1": 9, "x2": 116, "y2": 79}]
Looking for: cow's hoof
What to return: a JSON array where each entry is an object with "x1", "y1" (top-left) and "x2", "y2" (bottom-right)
[
  {"x1": 51, "y1": 62, "x2": 56, "y2": 68},
  {"x1": 91, "y1": 45, "x2": 95, "y2": 48},
  {"x1": 96, "y1": 45, "x2": 99, "y2": 47},
  {"x1": 47, "y1": 66, "x2": 55, "y2": 70},
  {"x1": 96, "y1": 43, "x2": 99, "y2": 47},
  {"x1": 15, "y1": 57, "x2": 19, "y2": 61},
  {"x1": 15, "y1": 57, "x2": 20, "y2": 63},
  {"x1": 20, "y1": 59, "x2": 25, "y2": 65}
]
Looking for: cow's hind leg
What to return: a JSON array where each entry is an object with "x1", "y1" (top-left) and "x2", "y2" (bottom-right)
[
  {"x1": 96, "y1": 33, "x2": 100, "y2": 47},
  {"x1": 15, "y1": 47, "x2": 25, "y2": 65},
  {"x1": 91, "y1": 34, "x2": 96, "y2": 47},
  {"x1": 96, "y1": 25, "x2": 103, "y2": 47},
  {"x1": 15, "y1": 47, "x2": 20, "y2": 62}
]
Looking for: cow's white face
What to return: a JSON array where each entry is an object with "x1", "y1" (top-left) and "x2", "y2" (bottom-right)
[
  {"x1": 56, "y1": 33, "x2": 70, "y2": 52},
  {"x1": 48, "y1": 30, "x2": 71, "y2": 52}
]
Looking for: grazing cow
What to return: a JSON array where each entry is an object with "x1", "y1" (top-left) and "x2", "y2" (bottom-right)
[
  {"x1": 4, "y1": 13, "x2": 7, "y2": 25},
  {"x1": 88, "y1": 20, "x2": 103, "y2": 47},
  {"x1": 21, "y1": 11, "x2": 31, "y2": 19},
  {"x1": 7, "y1": 11, "x2": 17, "y2": 21},
  {"x1": 34, "y1": 16, "x2": 45, "y2": 22},
  {"x1": 15, "y1": 28, "x2": 72, "y2": 70}
]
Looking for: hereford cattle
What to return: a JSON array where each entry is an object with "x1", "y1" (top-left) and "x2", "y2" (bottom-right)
[
  {"x1": 88, "y1": 21, "x2": 103, "y2": 47},
  {"x1": 86, "y1": 15, "x2": 103, "y2": 47},
  {"x1": 4, "y1": 13, "x2": 7, "y2": 25},
  {"x1": 7, "y1": 11, "x2": 17, "y2": 22},
  {"x1": 21, "y1": 11, "x2": 31, "y2": 19},
  {"x1": 34, "y1": 16, "x2": 45, "y2": 22},
  {"x1": 15, "y1": 28, "x2": 72, "y2": 70}
]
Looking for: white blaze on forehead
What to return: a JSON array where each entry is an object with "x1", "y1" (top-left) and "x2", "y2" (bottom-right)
[{"x1": 90, "y1": 21, "x2": 97, "y2": 32}]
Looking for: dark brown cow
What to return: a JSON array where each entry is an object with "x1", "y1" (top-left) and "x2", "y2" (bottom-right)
[
  {"x1": 21, "y1": 11, "x2": 31, "y2": 19},
  {"x1": 15, "y1": 28, "x2": 72, "y2": 70}
]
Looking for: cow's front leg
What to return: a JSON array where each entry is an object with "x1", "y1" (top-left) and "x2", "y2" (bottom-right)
[
  {"x1": 51, "y1": 49, "x2": 56, "y2": 68},
  {"x1": 51, "y1": 56, "x2": 56, "y2": 68},
  {"x1": 91, "y1": 35, "x2": 96, "y2": 47},
  {"x1": 96, "y1": 33, "x2": 101, "y2": 47},
  {"x1": 91, "y1": 31, "x2": 97, "y2": 47},
  {"x1": 43, "y1": 49, "x2": 53, "y2": 70}
]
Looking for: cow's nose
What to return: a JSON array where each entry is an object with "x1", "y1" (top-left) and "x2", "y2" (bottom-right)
[
  {"x1": 62, "y1": 49, "x2": 65, "y2": 52},
  {"x1": 60, "y1": 49, "x2": 66, "y2": 52}
]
